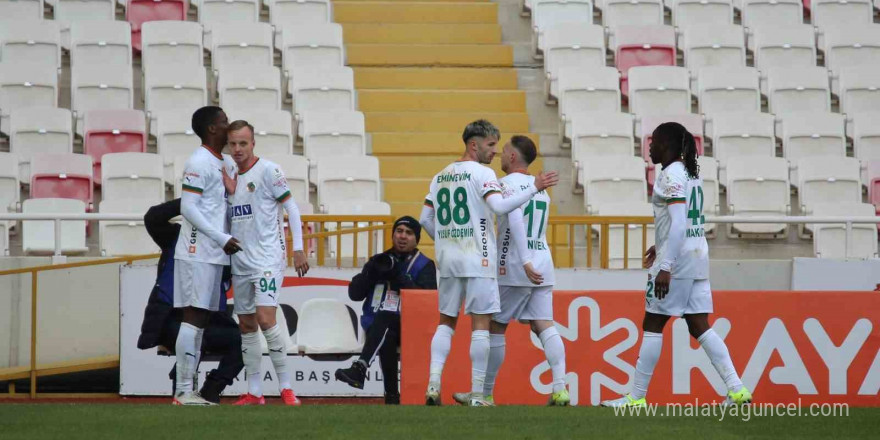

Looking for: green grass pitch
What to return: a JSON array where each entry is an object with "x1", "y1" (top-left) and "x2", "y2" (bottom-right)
[{"x1": 1, "y1": 403, "x2": 875, "y2": 440}]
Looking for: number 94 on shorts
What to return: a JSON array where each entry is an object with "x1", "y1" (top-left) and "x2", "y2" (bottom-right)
[{"x1": 233, "y1": 270, "x2": 284, "y2": 315}]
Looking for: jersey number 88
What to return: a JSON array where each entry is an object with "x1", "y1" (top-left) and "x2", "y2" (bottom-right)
[{"x1": 437, "y1": 187, "x2": 470, "y2": 226}]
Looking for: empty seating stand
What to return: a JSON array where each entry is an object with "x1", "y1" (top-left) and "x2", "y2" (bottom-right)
[{"x1": 83, "y1": 109, "x2": 148, "y2": 185}]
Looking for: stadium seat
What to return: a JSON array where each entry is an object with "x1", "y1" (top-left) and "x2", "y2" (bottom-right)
[
  {"x1": 218, "y1": 65, "x2": 282, "y2": 112},
  {"x1": 581, "y1": 155, "x2": 647, "y2": 214},
  {"x1": 54, "y1": 0, "x2": 116, "y2": 47},
  {"x1": 301, "y1": 110, "x2": 366, "y2": 165},
  {"x1": 798, "y1": 156, "x2": 862, "y2": 213},
  {"x1": 767, "y1": 67, "x2": 831, "y2": 114},
  {"x1": 261, "y1": 154, "x2": 310, "y2": 206},
  {"x1": 290, "y1": 66, "x2": 355, "y2": 117},
  {"x1": 69, "y1": 21, "x2": 133, "y2": 68},
  {"x1": 640, "y1": 114, "x2": 705, "y2": 184},
  {"x1": 144, "y1": 65, "x2": 208, "y2": 120},
  {"x1": 811, "y1": 0, "x2": 873, "y2": 30},
  {"x1": 315, "y1": 155, "x2": 380, "y2": 204},
  {"x1": 140, "y1": 21, "x2": 204, "y2": 74},
  {"x1": 603, "y1": 0, "x2": 664, "y2": 27},
  {"x1": 98, "y1": 198, "x2": 161, "y2": 256},
  {"x1": 269, "y1": 0, "x2": 331, "y2": 29},
  {"x1": 683, "y1": 24, "x2": 746, "y2": 70},
  {"x1": 725, "y1": 156, "x2": 790, "y2": 236},
  {"x1": 0, "y1": 152, "x2": 20, "y2": 253},
  {"x1": 156, "y1": 110, "x2": 200, "y2": 184},
  {"x1": 101, "y1": 152, "x2": 165, "y2": 204},
  {"x1": 297, "y1": 298, "x2": 362, "y2": 354},
  {"x1": 9, "y1": 107, "x2": 74, "y2": 183},
  {"x1": 741, "y1": 0, "x2": 803, "y2": 30},
  {"x1": 22, "y1": 198, "x2": 89, "y2": 255},
  {"x1": 710, "y1": 111, "x2": 776, "y2": 184},
  {"x1": 225, "y1": 109, "x2": 294, "y2": 156},
  {"x1": 838, "y1": 67, "x2": 880, "y2": 115},
  {"x1": 780, "y1": 112, "x2": 846, "y2": 185},
  {"x1": 812, "y1": 202, "x2": 878, "y2": 259},
  {"x1": 697, "y1": 66, "x2": 761, "y2": 114},
  {"x1": 671, "y1": 0, "x2": 734, "y2": 27},
  {"x1": 0, "y1": 21, "x2": 62, "y2": 69},
  {"x1": 126, "y1": 0, "x2": 189, "y2": 51},
  {"x1": 211, "y1": 23, "x2": 274, "y2": 74},
  {"x1": 83, "y1": 110, "x2": 148, "y2": 185},
  {"x1": 822, "y1": 25, "x2": 880, "y2": 72},
  {"x1": 697, "y1": 156, "x2": 720, "y2": 235},
  {"x1": 199, "y1": 0, "x2": 261, "y2": 47},
  {"x1": 592, "y1": 202, "x2": 655, "y2": 268},
  {"x1": 29, "y1": 153, "x2": 94, "y2": 206},
  {"x1": 557, "y1": 66, "x2": 621, "y2": 142},
  {"x1": 0, "y1": 0, "x2": 44, "y2": 22},
  {"x1": 853, "y1": 112, "x2": 880, "y2": 186},
  {"x1": 71, "y1": 63, "x2": 134, "y2": 133},
  {"x1": 531, "y1": 0, "x2": 595, "y2": 55},
  {"x1": 543, "y1": 24, "x2": 606, "y2": 99},
  {"x1": 868, "y1": 160, "x2": 880, "y2": 207},
  {"x1": 571, "y1": 112, "x2": 635, "y2": 184},
  {"x1": 752, "y1": 25, "x2": 817, "y2": 71},
  {"x1": 280, "y1": 22, "x2": 344, "y2": 70},
  {"x1": 323, "y1": 201, "x2": 391, "y2": 259},
  {"x1": 0, "y1": 62, "x2": 59, "y2": 135},
  {"x1": 613, "y1": 25, "x2": 677, "y2": 97},
  {"x1": 627, "y1": 66, "x2": 691, "y2": 116}
]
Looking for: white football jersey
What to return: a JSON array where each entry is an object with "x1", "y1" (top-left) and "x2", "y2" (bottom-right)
[
  {"x1": 229, "y1": 158, "x2": 292, "y2": 276},
  {"x1": 649, "y1": 161, "x2": 710, "y2": 279},
  {"x1": 497, "y1": 172, "x2": 555, "y2": 287},
  {"x1": 426, "y1": 160, "x2": 503, "y2": 278},
  {"x1": 175, "y1": 146, "x2": 235, "y2": 265}
]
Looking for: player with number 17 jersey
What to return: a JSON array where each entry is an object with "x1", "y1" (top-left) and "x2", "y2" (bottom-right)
[{"x1": 497, "y1": 172, "x2": 554, "y2": 287}]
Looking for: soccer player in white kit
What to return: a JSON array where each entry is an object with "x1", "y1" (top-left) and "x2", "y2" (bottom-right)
[
  {"x1": 173, "y1": 106, "x2": 241, "y2": 406},
  {"x1": 601, "y1": 122, "x2": 752, "y2": 408},
  {"x1": 419, "y1": 120, "x2": 559, "y2": 406},
  {"x1": 452, "y1": 135, "x2": 569, "y2": 406},
  {"x1": 223, "y1": 120, "x2": 309, "y2": 406}
]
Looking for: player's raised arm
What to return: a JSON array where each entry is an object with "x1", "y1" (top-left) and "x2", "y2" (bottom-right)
[
  {"x1": 508, "y1": 206, "x2": 542, "y2": 284},
  {"x1": 420, "y1": 194, "x2": 436, "y2": 240},
  {"x1": 484, "y1": 170, "x2": 559, "y2": 216}
]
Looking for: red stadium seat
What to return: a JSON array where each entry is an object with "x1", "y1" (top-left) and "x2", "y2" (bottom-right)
[
  {"x1": 640, "y1": 114, "x2": 705, "y2": 186},
  {"x1": 29, "y1": 153, "x2": 94, "y2": 207},
  {"x1": 614, "y1": 25, "x2": 676, "y2": 98},
  {"x1": 127, "y1": 0, "x2": 189, "y2": 51},
  {"x1": 869, "y1": 160, "x2": 880, "y2": 208},
  {"x1": 83, "y1": 109, "x2": 148, "y2": 185}
]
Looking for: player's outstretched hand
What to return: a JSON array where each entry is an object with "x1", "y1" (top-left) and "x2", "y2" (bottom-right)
[
  {"x1": 222, "y1": 168, "x2": 237, "y2": 195},
  {"x1": 293, "y1": 250, "x2": 309, "y2": 277},
  {"x1": 643, "y1": 245, "x2": 656, "y2": 269},
  {"x1": 655, "y1": 270, "x2": 670, "y2": 300},
  {"x1": 523, "y1": 262, "x2": 544, "y2": 285},
  {"x1": 534, "y1": 171, "x2": 559, "y2": 191},
  {"x1": 224, "y1": 237, "x2": 242, "y2": 255}
]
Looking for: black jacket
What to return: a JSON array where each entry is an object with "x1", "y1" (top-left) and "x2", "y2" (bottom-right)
[
  {"x1": 137, "y1": 199, "x2": 182, "y2": 350},
  {"x1": 349, "y1": 248, "x2": 437, "y2": 329}
]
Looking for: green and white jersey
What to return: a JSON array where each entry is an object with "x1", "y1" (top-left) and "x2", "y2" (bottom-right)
[
  {"x1": 497, "y1": 172, "x2": 555, "y2": 287},
  {"x1": 649, "y1": 161, "x2": 710, "y2": 279},
  {"x1": 425, "y1": 160, "x2": 503, "y2": 278},
  {"x1": 229, "y1": 158, "x2": 292, "y2": 276}
]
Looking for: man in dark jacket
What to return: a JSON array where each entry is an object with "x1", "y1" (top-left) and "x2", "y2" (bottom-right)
[
  {"x1": 137, "y1": 199, "x2": 244, "y2": 403},
  {"x1": 335, "y1": 216, "x2": 437, "y2": 404}
]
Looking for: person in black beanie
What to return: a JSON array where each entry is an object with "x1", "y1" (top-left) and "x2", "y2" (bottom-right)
[{"x1": 335, "y1": 216, "x2": 437, "y2": 404}]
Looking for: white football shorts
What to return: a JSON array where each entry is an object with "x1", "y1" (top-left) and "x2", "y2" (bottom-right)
[
  {"x1": 645, "y1": 276, "x2": 713, "y2": 317},
  {"x1": 174, "y1": 260, "x2": 224, "y2": 311},
  {"x1": 493, "y1": 285, "x2": 554, "y2": 324},
  {"x1": 233, "y1": 268, "x2": 285, "y2": 315},
  {"x1": 437, "y1": 277, "x2": 500, "y2": 317}
]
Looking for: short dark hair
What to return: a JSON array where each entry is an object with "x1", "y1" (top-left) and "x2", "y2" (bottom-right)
[
  {"x1": 510, "y1": 135, "x2": 537, "y2": 165},
  {"x1": 227, "y1": 120, "x2": 254, "y2": 139},
  {"x1": 462, "y1": 119, "x2": 500, "y2": 145},
  {"x1": 191, "y1": 106, "x2": 224, "y2": 141}
]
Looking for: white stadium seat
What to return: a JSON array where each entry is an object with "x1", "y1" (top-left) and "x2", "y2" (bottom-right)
[
  {"x1": 269, "y1": 0, "x2": 331, "y2": 28},
  {"x1": 698, "y1": 156, "x2": 720, "y2": 234},
  {"x1": 225, "y1": 109, "x2": 294, "y2": 156},
  {"x1": 199, "y1": 0, "x2": 261, "y2": 47},
  {"x1": 853, "y1": 112, "x2": 880, "y2": 184},
  {"x1": 156, "y1": 111, "x2": 200, "y2": 184},
  {"x1": 99, "y1": 198, "x2": 161, "y2": 256},
  {"x1": 683, "y1": 24, "x2": 746, "y2": 70},
  {"x1": 726, "y1": 156, "x2": 791, "y2": 236},
  {"x1": 22, "y1": 198, "x2": 89, "y2": 255},
  {"x1": 532, "y1": 0, "x2": 595, "y2": 55},
  {"x1": 101, "y1": 152, "x2": 165, "y2": 204},
  {"x1": 672, "y1": 0, "x2": 733, "y2": 27},
  {"x1": 297, "y1": 299, "x2": 362, "y2": 354},
  {"x1": 0, "y1": 62, "x2": 58, "y2": 135},
  {"x1": 838, "y1": 66, "x2": 880, "y2": 115},
  {"x1": 557, "y1": 66, "x2": 621, "y2": 142},
  {"x1": 811, "y1": 0, "x2": 873, "y2": 30},
  {"x1": 571, "y1": 112, "x2": 635, "y2": 168},
  {"x1": 71, "y1": 63, "x2": 134, "y2": 132},
  {"x1": 140, "y1": 21, "x2": 204, "y2": 73},
  {"x1": 0, "y1": 21, "x2": 62, "y2": 69},
  {"x1": 798, "y1": 156, "x2": 862, "y2": 212},
  {"x1": 822, "y1": 25, "x2": 880, "y2": 72},
  {"x1": 302, "y1": 110, "x2": 366, "y2": 164},
  {"x1": 603, "y1": 0, "x2": 664, "y2": 27},
  {"x1": 0, "y1": 152, "x2": 20, "y2": 255},
  {"x1": 741, "y1": 0, "x2": 803, "y2": 30},
  {"x1": 323, "y1": 201, "x2": 391, "y2": 259},
  {"x1": 812, "y1": 203, "x2": 878, "y2": 259},
  {"x1": 211, "y1": 23, "x2": 274, "y2": 73},
  {"x1": 261, "y1": 154, "x2": 310, "y2": 206},
  {"x1": 69, "y1": 21, "x2": 132, "y2": 67},
  {"x1": 144, "y1": 65, "x2": 208, "y2": 120},
  {"x1": 752, "y1": 25, "x2": 817, "y2": 71},
  {"x1": 543, "y1": 24, "x2": 606, "y2": 99},
  {"x1": 710, "y1": 112, "x2": 776, "y2": 184},
  {"x1": 315, "y1": 155, "x2": 380, "y2": 204},
  {"x1": 581, "y1": 155, "x2": 647, "y2": 214},
  {"x1": 280, "y1": 23, "x2": 344, "y2": 74},
  {"x1": 592, "y1": 202, "x2": 655, "y2": 269},
  {"x1": 54, "y1": 0, "x2": 116, "y2": 47},
  {"x1": 218, "y1": 66, "x2": 283, "y2": 112},
  {"x1": 767, "y1": 67, "x2": 831, "y2": 114},
  {"x1": 781, "y1": 112, "x2": 846, "y2": 186},
  {"x1": 10, "y1": 107, "x2": 74, "y2": 183},
  {"x1": 0, "y1": 0, "x2": 44, "y2": 22},
  {"x1": 697, "y1": 66, "x2": 761, "y2": 114},
  {"x1": 290, "y1": 66, "x2": 355, "y2": 117},
  {"x1": 628, "y1": 66, "x2": 691, "y2": 116}
]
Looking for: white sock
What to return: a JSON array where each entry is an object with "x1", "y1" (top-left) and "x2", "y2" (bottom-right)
[
  {"x1": 193, "y1": 327, "x2": 204, "y2": 389},
  {"x1": 698, "y1": 329, "x2": 744, "y2": 393},
  {"x1": 263, "y1": 324, "x2": 291, "y2": 391},
  {"x1": 538, "y1": 327, "x2": 567, "y2": 393},
  {"x1": 483, "y1": 333, "x2": 506, "y2": 396},
  {"x1": 429, "y1": 325, "x2": 454, "y2": 385},
  {"x1": 241, "y1": 331, "x2": 263, "y2": 397},
  {"x1": 631, "y1": 331, "x2": 663, "y2": 400},
  {"x1": 470, "y1": 330, "x2": 490, "y2": 395},
  {"x1": 175, "y1": 323, "x2": 199, "y2": 394}
]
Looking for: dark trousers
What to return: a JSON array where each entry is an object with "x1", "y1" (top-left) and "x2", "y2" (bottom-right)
[
  {"x1": 359, "y1": 311, "x2": 401, "y2": 396},
  {"x1": 162, "y1": 311, "x2": 244, "y2": 387}
]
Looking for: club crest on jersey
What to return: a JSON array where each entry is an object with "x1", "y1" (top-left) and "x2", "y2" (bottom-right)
[{"x1": 247, "y1": 182, "x2": 256, "y2": 192}]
